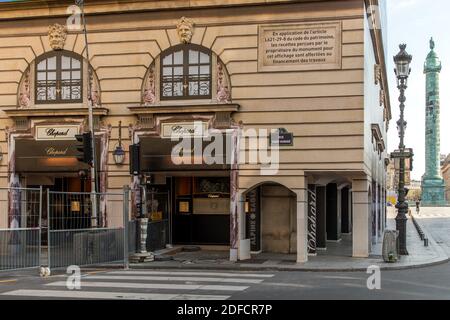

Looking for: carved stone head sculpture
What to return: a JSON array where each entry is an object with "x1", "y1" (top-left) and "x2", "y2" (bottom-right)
[
  {"x1": 48, "y1": 23, "x2": 67, "y2": 50},
  {"x1": 177, "y1": 17, "x2": 194, "y2": 44}
]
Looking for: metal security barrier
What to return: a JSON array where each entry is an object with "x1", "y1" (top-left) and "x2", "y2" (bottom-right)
[
  {"x1": 128, "y1": 219, "x2": 138, "y2": 254},
  {"x1": 0, "y1": 186, "x2": 133, "y2": 273},
  {"x1": 47, "y1": 188, "x2": 131, "y2": 270},
  {"x1": 0, "y1": 187, "x2": 43, "y2": 272}
]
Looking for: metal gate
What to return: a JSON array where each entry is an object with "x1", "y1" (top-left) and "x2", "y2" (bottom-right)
[
  {"x1": 47, "y1": 189, "x2": 131, "y2": 270},
  {"x1": 0, "y1": 187, "x2": 134, "y2": 272},
  {"x1": 0, "y1": 187, "x2": 42, "y2": 272}
]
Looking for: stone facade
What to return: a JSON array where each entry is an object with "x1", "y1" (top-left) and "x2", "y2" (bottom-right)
[
  {"x1": 0, "y1": 0, "x2": 391, "y2": 262},
  {"x1": 442, "y1": 155, "x2": 450, "y2": 203}
]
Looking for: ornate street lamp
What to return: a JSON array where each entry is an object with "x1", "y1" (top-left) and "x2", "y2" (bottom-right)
[
  {"x1": 113, "y1": 121, "x2": 126, "y2": 165},
  {"x1": 392, "y1": 44, "x2": 413, "y2": 256}
]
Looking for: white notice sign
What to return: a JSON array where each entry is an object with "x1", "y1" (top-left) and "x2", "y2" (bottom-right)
[
  {"x1": 35, "y1": 125, "x2": 79, "y2": 141},
  {"x1": 258, "y1": 21, "x2": 342, "y2": 72}
]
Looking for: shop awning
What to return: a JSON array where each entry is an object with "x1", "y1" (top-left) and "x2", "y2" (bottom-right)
[
  {"x1": 140, "y1": 134, "x2": 233, "y2": 173},
  {"x1": 14, "y1": 139, "x2": 99, "y2": 173}
]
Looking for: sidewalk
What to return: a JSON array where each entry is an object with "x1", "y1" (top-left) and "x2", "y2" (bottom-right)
[{"x1": 129, "y1": 210, "x2": 449, "y2": 272}]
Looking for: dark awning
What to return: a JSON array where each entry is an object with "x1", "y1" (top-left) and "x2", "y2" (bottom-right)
[
  {"x1": 140, "y1": 134, "x2": 233, "y2": 173},
  {"x1": 15, "y1": 139, "x2": 99, "y2": 173}
]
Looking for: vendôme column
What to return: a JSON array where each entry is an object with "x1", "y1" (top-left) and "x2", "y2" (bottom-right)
[{"x1": 421, "y1": 38, "x2": 447, "y2": 206}]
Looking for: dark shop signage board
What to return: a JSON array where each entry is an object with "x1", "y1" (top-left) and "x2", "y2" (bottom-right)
[{"x1": 246, "y1": 188, "x2": 261, "y2": 252}]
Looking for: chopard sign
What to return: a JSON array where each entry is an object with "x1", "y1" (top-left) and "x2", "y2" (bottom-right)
[
  {"x1": 162, "y1": 122, "x2": 209, "y2": 139},
  {"x1": 36, "y1": 125, "x2": 79, "y2": 141},
  {"x1": 45, "y1": 147, "x2": 69, "y2": 157}
]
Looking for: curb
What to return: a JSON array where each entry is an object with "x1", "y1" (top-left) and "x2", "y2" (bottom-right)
[
  {"x1": 127, "y1": 255, "x2": 450, "y2": 273},
  {"x1": 88, "y1": 255, "x2": 450, "y2": 273}
]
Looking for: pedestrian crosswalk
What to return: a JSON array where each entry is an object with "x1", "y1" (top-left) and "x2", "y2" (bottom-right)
[
  {"x1": 415, "y1": 211, "x2": 450, "y2": 219},
  {"x1": 1, "y1": 270, "x2": 275, "y2": 300}
]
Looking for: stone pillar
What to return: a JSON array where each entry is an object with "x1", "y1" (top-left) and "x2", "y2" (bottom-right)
[
  {"x1": 326, "y1": 184, "x2": 340, "y2": 241},
  {"x1": 229, "y1": 126, "x2": 241, "y2": 262},
  {"x1": 374, "y1": 183, "x2": 379, "y2": 243},
  {"x1": 352, "y1": 178, "x2": 370, "y2": 258},
  {"x1": 316, "y1": 186, "x2": 327, "y2": 249},
  {"x1": 238, "y1": 192, "x2": 251, "y2": 260},
  {"x1": 296, "y1": 188, "x2": 308, "y2": 264},
  {"x1": 341, "y1": 187, "x2": 350, "y2": 234}
]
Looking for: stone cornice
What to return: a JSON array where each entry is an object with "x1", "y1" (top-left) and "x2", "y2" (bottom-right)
[
  {"x1": 128, "y1": 103, "x2": 239, "y2": 115},
  {"x1": 3, "y1": 106, "x2": 109, "y2": 118},
  {"x1": 0, "y1": 0, "x2": 334, "y2": 20}
]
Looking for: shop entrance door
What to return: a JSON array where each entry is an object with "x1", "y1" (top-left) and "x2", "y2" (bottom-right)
[{"x1": 172, "y1": 177, "x2": 230, "y2": 246}]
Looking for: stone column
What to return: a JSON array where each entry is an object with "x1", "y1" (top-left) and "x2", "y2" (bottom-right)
[
  {"x1": 352, "y1": 178, "x2": 370, "y2": 258},
  {"x1": 422, "y1": 38, "x2": 447, "y2": 206},
  {"x1": 316, "y1": 186, "x2": 327, "y2": 249},
  {"x1": 237, "y1": 192, "x2": 251, "y2": 260},
  {"x1": 229, "y1": 126, "x2": 241, "y2": 262},
  {"x1": 341, "y1": 187, "x2": 350, "y2": 234},
  {"x1": 296, "y1": 188, "x2": 308, "y2": 264},
  {"x1": 326, "y1": 184, "x2": 340, "y2": 241}
]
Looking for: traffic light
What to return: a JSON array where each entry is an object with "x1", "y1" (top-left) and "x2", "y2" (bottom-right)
[
  {"x1": 129, "y1": 144, "x2": 141, "y2": 175},
  {"x1": 75, "y1": 132, "x2": 93, "y2": 165}
]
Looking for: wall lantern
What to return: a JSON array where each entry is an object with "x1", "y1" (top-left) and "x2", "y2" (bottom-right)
[{"x1": 113, "y1": 121, "x2": 126, "y2": 165}]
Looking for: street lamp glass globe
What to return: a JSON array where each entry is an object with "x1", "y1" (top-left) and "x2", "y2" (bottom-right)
[
  {"x1": 394, "y1": 44, "x2": 412, "y2": 79},
  {"x1": 113, "y1": 145, "x2": 126, "y2": 165}
]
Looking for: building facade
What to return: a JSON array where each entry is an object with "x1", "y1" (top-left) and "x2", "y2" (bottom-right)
[
  {"x1": 0, "y1": 0, "x2": 390, "y2": 262},
  {"x1": 442, "y1": 154, "x2": 450, "y2": 203}
]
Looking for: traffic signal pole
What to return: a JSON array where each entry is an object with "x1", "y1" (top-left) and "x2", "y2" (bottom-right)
[{"x1": 78, "y1": 0, "x2": 98, "y2": 226}]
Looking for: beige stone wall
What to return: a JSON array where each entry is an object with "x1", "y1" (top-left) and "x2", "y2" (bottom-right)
[
  {"x1": 260, "y1": 185, "x2": 297, "y2": 254},
  {"x1": 443, "y1": 163, "x2": 450, "y2": 202},
  {"x1": 0, "y1": 0, "x2": 374, "y2": 200}
]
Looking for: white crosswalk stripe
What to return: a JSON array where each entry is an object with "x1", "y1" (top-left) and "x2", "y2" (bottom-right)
[
  {"x1": 46, "y1": 280, "x2": 249, "y2": 291},
  {"x1": 1, "y1": 270, "x2": 274, "y2": 300},
  {"x1": 108, "y1": 270, "x2": 275, "y2": 278},
  {"x1": 85, "y1": 275, "x2": 264, "y2": 284},
  {"x1": 3, "y1": 290, "x2": 229, "y2": 300}
]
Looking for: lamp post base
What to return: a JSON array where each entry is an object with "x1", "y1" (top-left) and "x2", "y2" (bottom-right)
[
  {"x1": 396, "y1": 214, "x2": 409, "y2": 256},
  {"x1": 129, "y1": 252, "x2": 154, "y2": 264},
  {"x1": 130, "y1": 218, "x2": 155, "y2": 263}
]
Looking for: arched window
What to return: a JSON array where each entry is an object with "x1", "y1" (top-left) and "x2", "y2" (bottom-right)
[
  {"x1": 160, "y1": 44, "x2": 212, "y2": 100},
  {"x1": 35, "y1": 51, "x2": 83, "y2": 104}
]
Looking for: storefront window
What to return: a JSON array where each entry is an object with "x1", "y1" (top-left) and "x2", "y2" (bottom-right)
[
  {"x1": 161, "y1": 44, "x2": 212, "y2": 100},
  {"x1": 35, "y1": 51, "x2": 83, "y2": 104}
]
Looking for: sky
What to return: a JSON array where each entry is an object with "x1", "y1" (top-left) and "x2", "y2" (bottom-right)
[{"x1": 387, "y1": 0, "x2": 450, "y2": 180}]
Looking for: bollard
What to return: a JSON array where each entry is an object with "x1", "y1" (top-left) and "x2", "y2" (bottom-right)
[{"x1": 424, "y1": 238, "x2": 429, "y2": 247}]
